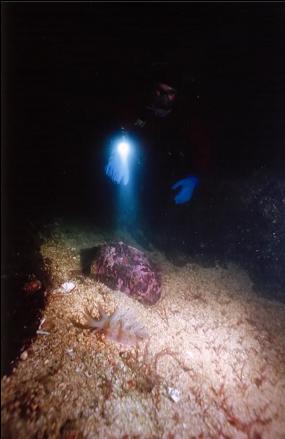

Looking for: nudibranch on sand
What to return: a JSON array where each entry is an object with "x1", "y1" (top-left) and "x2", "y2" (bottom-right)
[{"x1": 82, "y1": 306, "x2": 147, "y2": 346}]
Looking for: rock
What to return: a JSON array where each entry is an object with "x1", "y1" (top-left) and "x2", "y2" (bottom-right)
[
  {"x1": 23, "y1": 279, "x2": 42, "y2": 294},
  {"x1": 90, "y1": 242, "x2": 161, "y2": 305},
  {"x1": 167, "y1": 387, "x2": 181, "y2": 403}
]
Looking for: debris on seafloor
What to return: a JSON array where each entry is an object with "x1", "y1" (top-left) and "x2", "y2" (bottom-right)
[
  {"x1": 78, "y1": 306, "x2": 148, "y2": 347},
  {"x1": 22, "y1": 279, "x2": 42, "y2": 294},
  {"x1": 20, "y1": 351, "x2": 28, "y2": 361},
  {"x1": 53, "y1": 281, "x2": 76, "y2": 294},
  {"x1": 61, "y1": 281, "x2": 76, "y2": 293},
  {"x1": 90, "y1": 241, "x2": 161, "y2": 305},
  {"x1": 36, "y1": 330, "x2": 50, "y2": 336},
  {"x1": 167, "y1": 387, "x2": 181, "y2": 403}
]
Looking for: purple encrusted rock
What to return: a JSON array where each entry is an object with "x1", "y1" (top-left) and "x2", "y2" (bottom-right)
[{"x1": 90, "y1": 241, "x2": 161, "y2": 305}]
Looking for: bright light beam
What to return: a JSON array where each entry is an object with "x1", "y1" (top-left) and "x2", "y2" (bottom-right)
[{"x1": 118, "y1": 141, "x2": 130, "y2": 161}]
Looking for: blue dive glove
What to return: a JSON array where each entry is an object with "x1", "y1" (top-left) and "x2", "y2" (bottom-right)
[
  {"x1": 105, "y1": 147, "x2": 129, "y2": 186},
  {"x1": 171, "y1": 175, "x2": 199, "y2": 204}
]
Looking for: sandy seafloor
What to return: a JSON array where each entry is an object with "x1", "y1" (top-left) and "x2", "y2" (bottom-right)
[{"x1": 2, "y1": 219, "x2": 285, "y2": 439}]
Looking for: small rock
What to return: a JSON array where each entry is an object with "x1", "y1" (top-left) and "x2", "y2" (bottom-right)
[
  {"x1": 65, "y1": 348, "x2": 75, "y2": 358},
  {"x1": 23, "y1": 279, "x2": 42, "y2": 294},
  {"x1": 20, "y1": 351, "x2": 28, "y2": 361},
  {"x1": 167, "y1": 387, "x2": 180, "y2": 403},
  {"x1": 61, "y1": 282, "x2": 76, "y2": 293},
  {"x1": 36, "y1": 330, "x2": 50, "y2": 336}
]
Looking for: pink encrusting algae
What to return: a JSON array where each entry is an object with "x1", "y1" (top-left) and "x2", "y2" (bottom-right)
[{"x1": 90, "y1": 241, "x2": 161, "y2": 305}]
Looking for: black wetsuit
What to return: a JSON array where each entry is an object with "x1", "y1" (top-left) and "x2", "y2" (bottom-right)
[{"x1": 105, "y1": 98, "x2": 212, "y2": 248}]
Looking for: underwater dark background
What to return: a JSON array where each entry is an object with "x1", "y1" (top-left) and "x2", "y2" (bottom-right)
[{"x1": 2, "y1": 3, "x2": 285, "y2": 375}]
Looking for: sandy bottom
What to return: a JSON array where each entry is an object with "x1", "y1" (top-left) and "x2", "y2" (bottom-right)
[{"x1": 2, "y1": 219, "x2": 285, "y2": 439}]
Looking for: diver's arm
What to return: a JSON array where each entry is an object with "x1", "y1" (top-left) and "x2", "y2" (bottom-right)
[
  {"x1": 170, "y1": 115, "x2": 213, "y2": 204},
  {"x1": 104, "y1": 114, "x2": 148, "y2": 186},
  {"x1": 105, "y1": 80, "x2": 177, "y2": 185}
]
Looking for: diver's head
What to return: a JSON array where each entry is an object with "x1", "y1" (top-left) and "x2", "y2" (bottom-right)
[
  {"x1": 144, "y1": 60, "x2": 195, "y2": 117},
  {"x1": 144, "y1": 67, "x2": 178, "y2": 118},
  {"x1": 150, "y1": 81, "x2": 177, "y2": 115}
]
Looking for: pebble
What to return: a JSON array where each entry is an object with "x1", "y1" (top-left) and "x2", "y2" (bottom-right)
[
  {"x1": 61, "y1": 282, "x2": 76, "y2": 293},
  {"x1": 167, "y1": 387, "x2": 180, "y2": 403},
  {"x1": 36, "y1": 330, "x2": 50, "y2": 336},
  {"x1": 20, "y1": 351, "x2": 28, "y2": 361}
]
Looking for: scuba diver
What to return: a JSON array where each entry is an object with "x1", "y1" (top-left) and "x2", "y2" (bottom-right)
[{"x1": 104, "y1": 64, "x2": 214, "y2": 244}]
